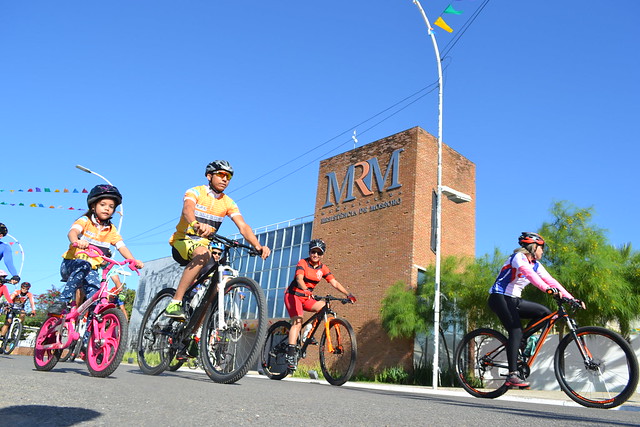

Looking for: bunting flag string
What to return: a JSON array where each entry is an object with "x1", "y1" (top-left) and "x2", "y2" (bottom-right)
[
  {"x1": 0, "y1": 188, "x2": 89, "y2": 193},
  {"x1": 433, "y1": 3, "x2": 465, "y2": 33},
  {"x1": 0, "y1": 201, "x2": 85, "y2": 210}
]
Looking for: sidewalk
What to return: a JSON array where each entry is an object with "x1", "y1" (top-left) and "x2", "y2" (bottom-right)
[{"x1": 248, "y1": 371, "x2": 640, "y2": 412}]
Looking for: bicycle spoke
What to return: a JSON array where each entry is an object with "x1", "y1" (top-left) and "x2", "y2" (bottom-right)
[
  {"x1": 555, "y1": 327, "x2": 639, "y2": 408},
  {"x1": 455, "y1": 328, "x2": 509, "y2": 399},
  {"x1": 320, "y1": 318, "x2": 357, "y2": 386}
]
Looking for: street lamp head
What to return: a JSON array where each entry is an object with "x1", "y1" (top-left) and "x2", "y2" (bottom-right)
[
  {"x1": 75, "y1": 165, "x2": 92, "y2": 173},
  {"x1": 440, "y1": 185, "x2": 472, "y2": 204}
]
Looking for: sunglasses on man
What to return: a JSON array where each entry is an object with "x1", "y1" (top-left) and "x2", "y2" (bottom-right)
[{"x1": 213, "y1": 171, "x2": 232, "y2": 181}]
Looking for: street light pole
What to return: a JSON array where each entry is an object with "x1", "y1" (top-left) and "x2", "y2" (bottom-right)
[
  {"x1": 412, "y1": 0, "x2": 444, "y2": 390},
  {"x1": 75, "y1": 165, "x2": 124, "y2": 233}
]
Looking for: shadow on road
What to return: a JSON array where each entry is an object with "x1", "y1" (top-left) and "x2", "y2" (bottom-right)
[{"x1": 0, "y1": 404, "x2": 101, "y2": 426}]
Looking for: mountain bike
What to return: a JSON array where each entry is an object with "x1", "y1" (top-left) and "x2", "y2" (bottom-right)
[
  {"x1": 136, "y1": 233, "x2": 267, "y2": 384},
  {"x1": 455, "y1": 289, "x2": 639, "y2": 409},
  {"x1": 33, "y1": 245, "x2": 139, "y2": 377},
  {"x1": 261, "y1": 294, "x2": 357, "y2": 386},
  {"x1": 0, "y1": 303, "x2": 33, "y2": 354}
]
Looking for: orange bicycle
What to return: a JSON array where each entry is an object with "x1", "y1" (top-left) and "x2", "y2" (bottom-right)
[
  {"x1": 455, "y1": 289, "x2": 639, "y2": 409},
  {"x1": 261, "y1": 294, "x2": 357, "y2": 386}
]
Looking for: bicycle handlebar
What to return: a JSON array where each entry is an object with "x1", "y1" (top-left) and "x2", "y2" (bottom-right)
[
  {"x1": 74, "y1": 243, "x2": 141, "y2": 275},
  {"x1": 208, "y1": 233, "x2": 262, "y2": 257},
  {"x1": 546, "y1": 288, "x2": 584, "y2": 310},
  {"x1": 312, "y1": 294, "x2": 353, "y2": 305}
]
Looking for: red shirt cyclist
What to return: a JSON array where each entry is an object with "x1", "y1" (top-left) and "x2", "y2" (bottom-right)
[{"x1": 283, "y1": 239, "x2": 356, "y2": 370}]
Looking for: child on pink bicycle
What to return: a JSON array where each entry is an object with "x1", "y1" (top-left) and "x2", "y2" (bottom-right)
[{"x1": 49, "y1": 184, "x2": 144, "y2": 315}]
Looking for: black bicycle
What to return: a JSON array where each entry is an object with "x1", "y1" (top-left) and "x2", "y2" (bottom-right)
[
  {"x1": 1, "y1": 303, "x2": 32, "y2": 355},
  {"x1": 455, "y1": 289, "x2": 639, "y2": 409},
  {"x1": 137, "y1": 234, "x2": 267, "y2": 384},
  {"x1": 261, "y1": 295, "x2": 357, "y2": 386}
]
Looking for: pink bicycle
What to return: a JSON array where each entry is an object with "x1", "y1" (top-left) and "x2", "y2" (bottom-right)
[{"x1": 33, "y1": 244, "x2": 139, "y2": 377}]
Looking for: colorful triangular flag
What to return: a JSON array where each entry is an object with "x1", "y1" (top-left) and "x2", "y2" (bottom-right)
[
  {"x1": 434, "y1": 17, "x2": 453, "y2": 32},
  {"x1": 443, "y1": 5, "x2": 463, "y2": 15}
]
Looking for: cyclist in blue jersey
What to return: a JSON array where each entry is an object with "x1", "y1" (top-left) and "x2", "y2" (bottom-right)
[
  {"x1": 0, "y1": 223, "x2": 20, "y2": 283},
  {"x1": 488, "y1": 232, "x2": 583, "y2": 389}
]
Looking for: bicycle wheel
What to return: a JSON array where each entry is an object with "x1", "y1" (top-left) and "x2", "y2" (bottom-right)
[
  {"x1": 59, "y1": 342, "x2": 77, "y2": 362},
  {"x1": 2, "y1": 319, "x2": 23, "y2": 354},
  {"x1": 137, "y1": 288, "x2": 178, "y2": 375},
  {"x1": 33, "y1": 317, "x2": 64, "y2": 371},
  {"x1": 86, "y1": 308, "x2": 127, "y2": 377},
  {"x1": 319, "y1": 318, "x2": 357, "y2": 386},
  {"x1": 555, "y1": 326, "x2": 639, "y2": 409},
  {"x1": 200, "y1": 276, "x2": 267, "y2": 384},
  {"x1": 455, "y1": 328, "x2": 509, "y2": 399},
  {"x1": 261, "y1": 320, "x2": 292, "y2": 380}
]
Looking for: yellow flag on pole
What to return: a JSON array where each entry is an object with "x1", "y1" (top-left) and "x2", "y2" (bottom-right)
[{"x1": 434, "y1": 16, "x2": 453, "y2": 33}]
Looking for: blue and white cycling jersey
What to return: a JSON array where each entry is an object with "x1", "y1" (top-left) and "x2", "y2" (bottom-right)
[{"x1": 489, "y1": 252, "x2": 573, "y2": 299}]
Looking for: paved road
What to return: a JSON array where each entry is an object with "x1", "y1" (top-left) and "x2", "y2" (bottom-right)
[{"x1": 1, "y1": 354, "x2": 639, "y2": 426}]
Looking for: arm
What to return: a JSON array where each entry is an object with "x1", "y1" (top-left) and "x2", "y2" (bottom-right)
[
  {"x1": 231, "y1": 215, "x2": 271, "y2": 260},
  {"x1": 327, "y1": 277, "x2": 350, "y2": 296},
  {"x1": 28, "y1": 292, "x2": 36, "y2": 314},
  {"x1": 0, "y1": 243, "x2": 19, "y2": 277},
  {"x1": 518, "y1": 263, "x2": 573, "y2": 299},
  {"x1": 67, "y1": 226, "x2": 89, "y2": 249},
  {"x1": 117, "y1": 245, "x2": 144, "y2": 269}
]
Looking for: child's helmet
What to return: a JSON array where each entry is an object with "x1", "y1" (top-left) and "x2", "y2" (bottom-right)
[
  {"x1": 211, "y1": 242, "x2": 225, "y2": 251},
  {"x1": 0, "y1": 223, "x2": 7, "y2": 236},
  {"x1": 21, "y1": 282, "x2": 31, "y2": 289},
  {"x1": 87, "y1": 184, "x2": 123, "y2": 208},
  {"x1": 0, "y1": 269, "x2": 7, "y2": 277}
]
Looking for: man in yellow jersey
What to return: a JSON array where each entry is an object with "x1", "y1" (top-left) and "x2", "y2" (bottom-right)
[{"x1": 165, "y1": 160, "x2": 270, "y2": 319}]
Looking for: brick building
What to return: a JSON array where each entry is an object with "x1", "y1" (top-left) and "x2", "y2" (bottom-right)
[{"x1": 313, "y1": 126, "x2": 475, "y2": 372}]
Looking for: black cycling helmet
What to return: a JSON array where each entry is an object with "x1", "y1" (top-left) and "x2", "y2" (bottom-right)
[
  {"x1": 518, "y1": 232, "x2": 545, "y2": 248},
  {"x1": 309, "y1": 239, "x2": 326, "y2": 255},
  {"x1": 87, "y1": 184, "x2": 123, "y2": 208},
  {"x1": 0, "y1": 223, "x2": 7, "y2": 236},
  {"x1": 205, "y1": 160, "x2": 234, "y2": 178},
  {"x1": 21, "y1": 282, "x2": 31, "y2": 289}
]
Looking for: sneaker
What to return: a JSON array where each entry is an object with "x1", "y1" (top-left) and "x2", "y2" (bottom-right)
[
  {"x1": 285, "y1": 354, "x2": 297, "y2": 371},
  {"x1": 48, "y1": 301, "x2": 67, "y2": 315},
  {"x1": 505, "y1": 374, "x2": 530, "y2": 389},
  {"x1": 164, "y1": 302, "x2": 186, "y2": 320}
]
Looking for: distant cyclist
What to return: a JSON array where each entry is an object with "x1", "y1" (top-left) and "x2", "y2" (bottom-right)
[
  {"x1": 488, "y1": 232, "x2": 582, "y2": 388},
  {"x1": 283, "y1": 239, "x2": 356, "y2": 370},
  {"x1": 0, "y1": 281, "x2": 35, "y2": 340},
  {"x1": 0, "y1": 223, "x2": 21, "y2": 283},
  {"x1": 164, "y1": 160, "x2": 270, "y2": 320}
]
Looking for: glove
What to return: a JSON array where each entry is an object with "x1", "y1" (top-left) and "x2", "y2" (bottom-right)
[
  {"x1": 302, "y1": 289, "x2": 313, "y2": 299},
  {"x1": 347, "y1": 293, "x2": 357, "y2": 304},
  {"x1": 571, "y1": 299, "x2": 585, "y2": 310}
]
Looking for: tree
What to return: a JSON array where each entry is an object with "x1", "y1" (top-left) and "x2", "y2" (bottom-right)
[{"x1": 540, "y1": 201, "x2": 640, "y2": 338}]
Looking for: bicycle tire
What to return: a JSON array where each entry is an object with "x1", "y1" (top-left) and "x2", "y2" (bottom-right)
[
  {"x1": 33, "y1": 317, "x2": 64, "y2": 371},
  {"x1": 2, "y1": 319, "x2": 22, "y2": 354},
  {"x1": 319, "y1": 317, "x2": 357, "y2": 386},
  {"x1": 261, "y1": 320, "x2": 292, "y2": 380},
  {"x1": 200, "y1": 276, "x2": 267, "y2": 384},
  {"x1": 167, "y1": 357, "x2": 185, "y2": 371},
  {"x1": 137, "y1": 288, "x2": 178, "y2": 375},
  {"x1": 454, "y1": 328, "x2": 509, "y2": 399},
  {"x1": 86, "y1": 308, "x2": 128, "y2": 377},
  {"x1": 554, "y1": 326, "x2": 639, "y2": 409}
]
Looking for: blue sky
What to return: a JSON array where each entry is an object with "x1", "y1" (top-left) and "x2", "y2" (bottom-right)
[{"x1": 1, "y1": 1, "x2": 639, "y2": 297}]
